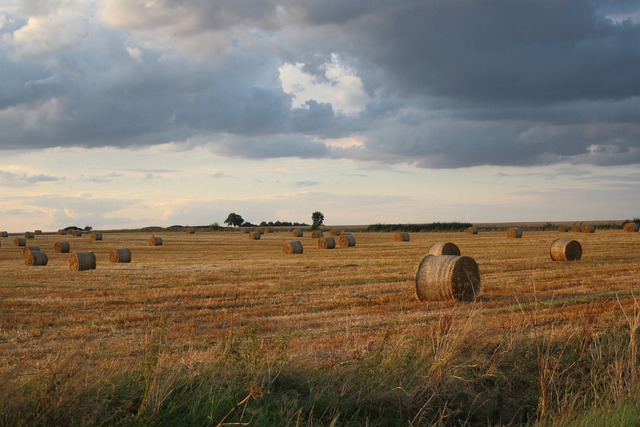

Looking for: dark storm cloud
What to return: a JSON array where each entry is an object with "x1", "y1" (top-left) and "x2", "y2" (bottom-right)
[{"x1": 1, "y1": 1, "x2": 640, "y2": 168}]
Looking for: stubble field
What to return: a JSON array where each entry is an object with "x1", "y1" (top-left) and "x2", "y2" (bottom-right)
[{"x1": 1, "y1": 228, "x2": 640, "y2": 425}]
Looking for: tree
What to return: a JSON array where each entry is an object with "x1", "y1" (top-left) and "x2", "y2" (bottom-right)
[
  {"x1": 224, "y1": 213, "x2": 244, "y2": 227},
  {"x1": 311, "y1": 211, "x2": 324, "y2": 230}
]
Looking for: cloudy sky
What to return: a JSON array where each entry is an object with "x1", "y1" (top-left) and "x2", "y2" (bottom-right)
[{"x1": 1, "y1": 0, "x2": 640, "y2": 231}]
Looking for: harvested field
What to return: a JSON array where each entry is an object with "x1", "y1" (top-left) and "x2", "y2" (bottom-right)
[{"x1": 1, "y1": 229, "x2": 640, "y2": 424}]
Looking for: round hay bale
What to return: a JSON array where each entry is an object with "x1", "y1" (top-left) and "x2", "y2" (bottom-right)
[
  {"x1": 1, "y1": 231, "x2": 8, "y2": 238},
  {"x1": 241, "y1": 227, "x2": 251, "y2": 233},
  {"x1": 57, "y1": 229, "x2": 65, "y2": 235},
  {"x1": 185, "y1": 228, "x2": 195, "y2": 234},
  {"x1": 69, "y1": 251, "x2": 96, "y2": 271},
  {"x1": 466, "y1": 227, "x2": 478, "y2": 235},
  {"x1": 428, "y1": 242, "x2": 461, "y2": 256},
  {"x1": 254, "y1": 227, "x2": 264, "y2": 235},
  {"x1": 25, "y1": 250, "x2": 48, "y2": 266},
  {"x1": 24, "y1": 231, "x2": 35, "y2": 239},
  {"x1": 328, "y1": 229, "x2": 341, "y2": 236},
  {"x1": 507, "y1": 227, "x2": 522, "y2": 238},
  {"x1": 311, "y1": 230, "x2": 324, "y2": 238},
  {"x1": 318, "y1": 236, "x2": 336, "y2": 249},
  {"x1": 415, "y1": 255, "x2": 481, "y2": 302},
  {"x1": 54, "y1": 241, "x2": 71, "y2": 253},
  {"x1": 558, "y1": 225, "x2": 569, "y2": 232},
  {"x1": 395, "y1": 232, "x2": 410, "y2": 242},
  {"x1": 249, "y1": 231, "x2": 261, "y2": 240},
  {"x1": 283, "y1": 240, "x2": 303, "y2": 254},
  {"x1": 34, "y1": 229, "x2": 43, "y2": 235},
  {"x1": 339, "y1": 234, "x2": 356, "y2": 247},
  {"x1": 73, "y1": 230, "x2": 82, "y2": 237},
  {"x1": 292, "y1": 229, "x2": 303, "y2": 238},
  {"x1": 23, "y1": 246, "x2": 40, "y2": 255},
  {"x1": 581, "y1": 224, "x2": 595, "y2": 233},
  {"x1": 91, "y1": 231, "x2": 103, "y2": 241},
  {"x1": 624, "y1": 222, "x2": 639, "y2": 232},
  {"x1": 264, "y1": 227, "x2": 273, "y2": 233},
  {"x1": 571, "y1": 224, "x2": 582, "y2": 232},
  {"x1": 550, "y1": 238, "x2": 582, "y2": 261},
  {"x1": 13, "y1": 237, "x2": 26, "y2": 247},
  {"x1": 110, "y1": 248, "x2": 132, "y2": 263},
  {"x1": 149, "y1": 236, "x2": 163, "y2": 246}
]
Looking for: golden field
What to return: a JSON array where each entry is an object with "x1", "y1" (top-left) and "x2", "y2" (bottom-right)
[{"x1": 1, "y1": 228, "x2": 640, "y2": 425}]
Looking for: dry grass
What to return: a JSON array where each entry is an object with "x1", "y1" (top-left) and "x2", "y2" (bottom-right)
[{"x1": 1, "y1": 229, "x2": 640, "y2": 423}]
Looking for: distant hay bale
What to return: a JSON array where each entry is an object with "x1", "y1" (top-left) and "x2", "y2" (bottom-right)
[
  {"x1": 249, "y1": 232, "x2": 261, "y2": 240},
  {"x1": 24, "y1": 232, "x2": 35, "y2": 239},
  {"x1": 283, "y1": 240, "x2": 303, "y2": 254},
  {"x1": 242, "y1": 227, "x2": 251, "y2": 233},
  {"x1": 13, "y1": 237, "x2": 26, "y2": 247},
  {"x1": 292, "y1": 229, "x2": 303, "y2": 237},
  {"x1": 318, "y1": 236, "x2": 336, "y2": 249},
  {"x1": 581, "y1": 224, "x2": 595, "y2": 233},
  {"x1": 571, "y1": 224, "x2": 582, "y2": 232},
  {"x1": 72, "y1": 230, "x2": 82, "y2": 237},
  {"x1": 264, "y1": 227, "x2": 273, "y2": 233},
  {"x1": 507, "y1": 227, "x2": 522, "y2": 238},
  {"x1": 57, "y1": 229, "x2": 65, "y2": 235},
  {"x1": 466, "y1": 227, "x2": 478, "y2": 235},
  {"x1": 558, "y1": 225, "x2": 569, "y2": 232},
  {"x1": 54, "y1": 242, "x2": 71, "y2": 253},
  {"x1": 23, "y1": 246, "x2": 40, "y2": 255},
  {"x1": 550, "y1": 238, "x2": 582, "y2": 261},
  {"x1": 339, "y1": 234, "x2": 356, "y2": 247},
  {"x1": 91, "y1": 231, "x2": 103, "y2": 241},
  {"x1": 328, "y1": 229, "x2": 341, "y2": 236},
  {"x1": 415, "y1": 255, "x2": 481, "y2": 302},
  {"x1": 428, "y1": 242, "x2": 461, "y2": 256},
  {"x1": 110, "y1": 248, "x2": 132, "y2": 263},
  {"x1": 149, "y1": 236, "x2": 163, "y2": 246},
  {"x1": 311, "y1": 230, "x2": 324, "y2": 238},
  {"x1": 69, "y1": 251, "x2": 96, "y2": 271},
  {"x1": 34, "y1": 230, "x2": 42, "y2": 235},
  {"x1": 25, "y1": 250, "x2": 48, "y2": 266},
  {"x1": 185, "y1": 228, "x2": 195, "y2": 234},
  {"x1": 395, "y1": 232, "x2": 410, "y2": 242},
  {"x1": 624, "y1": 223, "x2": 639, "y2": 232},
  {"x1": 254, "y1": 227, "x2": 264, "y2": 234},
  {"x1": 1, "y1": 231, "x2": 8, "y2": 238}
]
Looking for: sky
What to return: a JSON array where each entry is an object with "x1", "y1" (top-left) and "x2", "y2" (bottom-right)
[{"x1": 1, "y1": 0, "x2": 640, "y2": 231}]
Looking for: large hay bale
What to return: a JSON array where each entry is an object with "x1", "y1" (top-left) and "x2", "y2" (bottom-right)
[
  {"x1": 318, "y1": 236, "x2": 336, "y2": 249},
  {"x1": 550, "y1": 238, "x2": 582, "y2": 261},
  {"x1": 428, "y1": 242, "x2": 461, "y2": 256},
  {"x1": 249, "y1": 232, "x2": 261, "y2": 240},
  {"x1": 328, "y1": 229, "x2": 341, "y2": 236},
  {"x1": 91, "y1": 231, "x2": 103, "y2": 241},
  {"x1": 311, "y1": 230, "x2": 324, "y2": 238},
  {"x1": 558, "y1": 225, "x2": 569, "y2": 232},
  {"x1": 25, "y1": 250, "x2": 48, "y2": 266},
  {"x1": 415, "y1": 255, "x2": 481, "y2": 302},
  {"x1": 466, "y1": 227, "x2": 478, "y2": 235},
  {"x1": 54, "y1": 242, "x2": 71, "y2": 253},
  {"x1": 571, "y1": 224, "x2": 582, "y2": 232},
  {"x1": 292, "y1": 229, "x2": 303, "y2": 237},
  {"x1": 395, "y1": 232, "x2": 410, "y2": 242},
  {"x1": 582, "y1": 224, "x2": 595, "y2": 233},
  {"x1": 339, "y1": 234, "x2": 356, "y2": 247},
  {"x1": 34, "y1": 229, "x2": 43, "y2": 235},
  {"x1": 254, "y1": 227, "x2": 264, "y2": 235},
  {"x1": 24, "y1": 231, "x2": 35, "y2": 239},
  {"x1": 13, "y1": 237, "x2": 26, "y2": 247},
  {"x1": 149, "y1": 236, "x2": 163, "y2": 246},
  {"x1": 283, "y1": 240, "x2": 303, "y2": 254},
  {"x1": 69, "y1": 251, "x2": 96, "y2": 271},
  {"x1": 507, "y1": 227, "x2": 522, "y2": 238},
  {"x1": 624, "y1": 223, "x2": 639, "y2": 232},
  {"x1": 110, "y1": 248, "x2": 132, "y2": 263}
]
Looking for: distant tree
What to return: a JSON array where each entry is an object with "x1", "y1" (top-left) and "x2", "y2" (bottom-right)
[
  {"x1": 311, "y1": 211, "x2": 324, "y2": 230},
  {"x1": 84, "y1": 226, "x2": 93, "y2": 231},
  {"x1": 224, "y1": 213, "x2": 244, "y2": 227}
]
